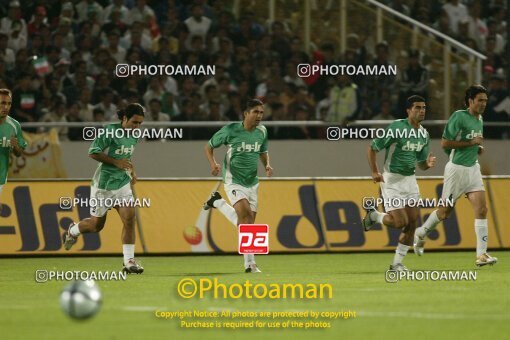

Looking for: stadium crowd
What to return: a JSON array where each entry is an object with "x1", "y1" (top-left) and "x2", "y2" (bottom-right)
[{"x1": 0, "y1": 0, "x2": 507, "y2": 140}]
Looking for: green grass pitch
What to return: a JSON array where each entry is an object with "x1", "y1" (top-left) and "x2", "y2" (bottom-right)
[{"x1": 1, "y1": 252, "x2": 509, "y2": 340}]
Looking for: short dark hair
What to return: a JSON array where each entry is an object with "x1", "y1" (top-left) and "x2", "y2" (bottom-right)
[
  {"x1": 245, "y1": 98, "x2": 264, "y2": 112},
  {"x1": 117, "y1": 103, "x2": 145, "y2": 120},
  {"x1": 406, "y1": 95, "x2": 426, "y2": 109},
  {"x1": 0, "y1": 88, "x2": 12, "y2": 98},
  {"x1": 464, "y1": 85, "x2": 488, "y2": 106}
]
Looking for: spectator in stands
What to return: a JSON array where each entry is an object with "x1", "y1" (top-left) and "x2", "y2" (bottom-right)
[
  {"x1": 467, "y1": 1, "x2": 488, "y2": 50},
  {"x1": 143, "y1": 77, "x2": 166, "y2": 107},
  {"x1": 369, "y1": 41, "x2": 397, "y2": 99},
  {"x1": 225, "y1": 91, "x2": 243, "y2": 121},
  {"x1": 1, "y1": 1, "x2": 27, "y2": 39},
  {"x1": 75, "y1": 0, "x2": 104, "y2": 24},
  {"x1": 105, "y1": 29, "x2": 126, "y2": 63},
  {"x1": 286, "y1": 105, "x2": 316, "y2": 139},
  {"x1": 67, "y1": 102, "x2": 84, "y2": 141},
  {"x1": 372, "y1": 99, "x2": 396, "y2": 120},
  {"x1": 389, "y1": 0, "x2": 411, "y2": 16},
  {"x1": 0, "y1": 33, "x2": 15, "y2": 72},
  {"x1": 287, "y1": 86, "x2": 315, "y2": 119},
  {"x1": 129, "y1": 0, "x2": 156, "y2": 26},
  {"x1": 184, "y1": 4, "x2": 211, "y2": 51},
  {"x1": 326, "y1": 74, "x2": 360, "y2": 124},
  {"x1": 485, "y1": 18, "x2": 505, "y2": 54},
  {"x1": 398, "y1": 50, "x2": 429, "y2": 118},
  {"x1": 161, "y1": 92, "x2": 180, "y2": 118},
  {"x1": 433, "y1": 9, "x2": 454, "y2": 38},
  {"x1": 92, "y1": 107, "x2": 106, "y2": 122},
  {"x1": 76, "y1": 87, "x2": 94, "y2": 121},
  {"x1": 6, "y1": 20, "x2": 27, "y2": 53},
  {"x1": 146, "y1": 98, "x2": 170, "y2": 121},
  {"x1": 39, "y1": 96, "x2": 68, "y2": 140},
  {"x1": 104, "y1": 0, "x2": 130, "y2": 25},
  {"x1": 27, "y1": 6, "x2": 49, "y2": 37},
  {"x1": 94, "y1": 88, "x2": 117, "y2": 120},
  {"x1": 12, "y1": 73, "x2": 42, "y2": 125},
  {"x1": 485, "y1": 74, "x2": 509, "y2": 138},
  {"x1": 442, "y1": 0, "x2": 469, "y2": 36},
  {"x1": 266, "y1": 102, "x2": 286, "y2": 139}
]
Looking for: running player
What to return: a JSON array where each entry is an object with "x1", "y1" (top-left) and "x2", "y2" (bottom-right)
[
  {"x1": 363, "y1": 95, "x2": 436, "y2": 271},
  {"x1": 62, "y1": 103, "x2": 145, "y2": 274},
  {"x1": 0, "y1": 88, "x2": 27, "y2": 199},
  {"x1": 414, "y1": 85, "x2": 497, "y2": 267},
  {"x1": 203, "y1": 98, "x2": 273, "y2": 273}
]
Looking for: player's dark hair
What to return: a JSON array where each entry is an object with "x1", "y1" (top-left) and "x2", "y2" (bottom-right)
[
  {"x1": 406, "y1": 95, "x2": 425, "y2": 109},
  {"x1": 117, "y1": 103, "x2": 145, "y2": 120},
  {"x1": 0, "y1": 88, "x2": 12, "y2": 98},
  {"x1": 245, "y1": 99, "x2": 264, "y2": 113},
  {"x1": 464, "y1": 85, "x2": 488, "y2": 106}
]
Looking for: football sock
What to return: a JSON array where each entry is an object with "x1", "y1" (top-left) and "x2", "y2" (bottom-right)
[
  {"x1": 415, "y1": 210, "x2": 440, "y2": 238},
  {"x1": 214, "y1": 199, "x2": 238, "y2": 226},
  {"x1": 123, "y1": 244, "x2": 135, "y2": 265},
  {"x1": 244, "y1": 254, "x2": 255, "y2": 268},
  {"x1": 69, "y1": 223, "x2": 81, "y2": 237},
  {"x1": 475, "y1": 219, "x2": 488, "y2": 257},
  {"x1": 370, "y1": 210, "x2": 386, "y2": 224},
  {"x1": 392, "y1": 243, "x2": 410, "y2": 265}
]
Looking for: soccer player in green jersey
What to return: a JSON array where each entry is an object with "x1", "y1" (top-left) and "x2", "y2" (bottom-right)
[
  {"x1": 363, "y1": 95, "x2": 436, "y2": 271},
  {"x1": 414, "y1": 85, "x2": 497, "y2": 266},
  {"x1": 203, "y1": 99, "x2": 273, "y2": 273},
  {"x1": 63, "y1": 103, "x2": 145, "y2": 274},
  {"x1": 0, "y1": 88, "x2": 27, "y2": 198}
]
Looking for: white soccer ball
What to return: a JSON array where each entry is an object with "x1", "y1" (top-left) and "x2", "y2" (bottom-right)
[{"x1": 60, "y1": 280, "x2": 102, "y2": 320}]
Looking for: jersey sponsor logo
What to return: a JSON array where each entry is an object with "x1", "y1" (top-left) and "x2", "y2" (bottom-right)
[
  {"x1": 466, "y1": 130, "x2": 483, "y2": 139},
  {"x1": 236, "y1": 141, "x2": 261, "y2": 152},
  {"x1": 0, "y1": 137, "x2": 11, "y2": 148},
  {"x1": 402, "y1": 141, "x2": 424, "y2": 152},
  {"x1": 114, "y1": 145, "x2": 134, "y2": 155}
]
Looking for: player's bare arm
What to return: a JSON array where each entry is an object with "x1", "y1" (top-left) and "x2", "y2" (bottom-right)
[
  {"x1": 441, "y1": 136, "x2": 483, "y2": 149},
  {"x1": 89, "y1": 153, "x2": 132, "y2": 171},
  {"x1": 9, "y1": 136, "x2": 22, "y2": 157},
  {"x1": 367, "y1": 145, "x2": 384, "y2": 183},
  {"x1": 259, "y1": 152, "x2": 273, "y2": 177},
  {"x1": 204, "y1": 143, "x2": 220, "y2": 176}
]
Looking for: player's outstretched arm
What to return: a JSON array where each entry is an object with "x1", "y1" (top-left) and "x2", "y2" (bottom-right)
[
  {"x1": 89, "y1": 153, "x2": 132, "y2": 170},
  {"x1": 204, "y1": 143, "x2": 220, "y2": 176},
  {"x1": 441, "y1": 137, "x2": 482, "y2": 150},
  {"x1": 367, "y1": 145, "x2": 384, "y2": 183},
  {"x1": 259, "y1": 152, "x2": 273, "y2": 177}
]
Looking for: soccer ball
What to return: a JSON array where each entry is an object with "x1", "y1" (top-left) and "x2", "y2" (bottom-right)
[
  {"x1": 183, "y1": 225, "x2": 203, "y2": 245},
  {"x1": 60, "y1": 280, "x2": 102, "y2": 320}
]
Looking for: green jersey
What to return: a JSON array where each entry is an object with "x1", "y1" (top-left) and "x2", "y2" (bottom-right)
[
  {"x1": 208, "y1": 122, "x2": 268, "y2": 187},
  {"x1": 0, "y1": 116, "x2": 27, "y2": 184},
  {"x1": 442, "y1": 109, "x2": 482, "y2": 167},
  {"x1": 371, "y1": 119, "x2": 430, "y2": 176},
  {"x1": 88, "y1": 123, "x2": 138, "y2": 190}
]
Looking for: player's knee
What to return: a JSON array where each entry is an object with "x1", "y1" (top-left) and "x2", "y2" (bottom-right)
[
  {"x1": 393, "y1": 218, "x2": 407, "y2": 229},
  {"x1": 122, "y1": 212, "x2": 136, "y2": 227},
  {"x1": 94, "y1": 219, "x2": 106, "y2": 232},
  {"x1": 477, "y1": 205, "x2": 488, "y2": 217}
]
